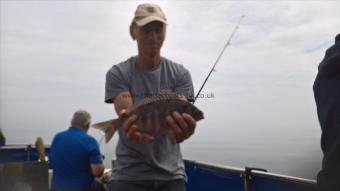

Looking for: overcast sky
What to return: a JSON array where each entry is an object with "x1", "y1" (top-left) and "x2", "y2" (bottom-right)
[{"x1": 1, "y1": 1, "x2": 339, "y2": 179}]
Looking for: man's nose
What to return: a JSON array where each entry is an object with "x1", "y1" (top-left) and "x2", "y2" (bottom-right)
[{"x1": 148, "y1": 30, "x2": 158, "y2": 40}]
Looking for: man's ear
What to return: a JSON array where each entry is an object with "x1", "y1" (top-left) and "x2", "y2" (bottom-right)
[
  {"x1": 130, "y1": 24, "x2": 137, "y2": 40},
  {"x1": 84, "y1": 123, "x2": 90, "y2": 132}
]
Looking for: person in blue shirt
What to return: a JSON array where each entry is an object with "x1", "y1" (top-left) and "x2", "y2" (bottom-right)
[
  {"x1": 50, "y1": 110, "x2": 105, "y2": 191},
  {"x1": 314, "y1": 33, "x2": 340, "y2": 191}
]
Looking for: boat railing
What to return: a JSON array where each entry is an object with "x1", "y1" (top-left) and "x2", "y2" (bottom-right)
[{"x1": 185, "y1": 159, "x2": 317, "y2": 191}]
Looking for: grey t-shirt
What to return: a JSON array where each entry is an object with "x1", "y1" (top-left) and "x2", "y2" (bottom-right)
[{"x1": 105, "y1": 56, "x2": 194, "y2": 181}]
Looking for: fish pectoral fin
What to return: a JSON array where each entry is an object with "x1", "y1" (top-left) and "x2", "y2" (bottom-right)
[{"x1": 92, "y1": 119, "x2": 122, "y2": 143}]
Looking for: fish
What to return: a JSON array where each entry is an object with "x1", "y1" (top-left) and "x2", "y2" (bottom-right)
[{"x1": 93, "y1": 92, "x2": 204, "y2": 143}]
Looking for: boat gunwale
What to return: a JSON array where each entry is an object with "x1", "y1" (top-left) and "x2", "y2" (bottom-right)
[{"x1": 184, "y1": 159, "x2": 317, "y2": 185}]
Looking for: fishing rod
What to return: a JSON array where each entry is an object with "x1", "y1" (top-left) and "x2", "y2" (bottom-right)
[{"x1": 193, "y1": 15, "x2": 245, "y2": 104}]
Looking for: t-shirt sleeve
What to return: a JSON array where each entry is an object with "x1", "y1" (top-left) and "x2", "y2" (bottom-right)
[
  {"x1": 174, "y1": 67, "x2": 195, "y2": 102},
  {"x1": 105, "y1": 66, "x2": 130, "y2": 103},
  {"x1": 88, "y1": 138, "x2": 103, "y2": 164}
]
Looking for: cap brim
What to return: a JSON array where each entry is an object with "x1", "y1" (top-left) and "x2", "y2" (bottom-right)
[{"x1": 135, "y1": 16, "x2": 167, "y2": 27}]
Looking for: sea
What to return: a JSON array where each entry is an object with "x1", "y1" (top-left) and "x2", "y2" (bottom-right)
[{"x1": 3, "y1": 123, "x2": 322, "y2": 180}]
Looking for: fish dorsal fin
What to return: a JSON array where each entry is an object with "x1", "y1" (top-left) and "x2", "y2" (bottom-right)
[{"x1": 127, "y1": 91, "x2": 180, "y2": 113}]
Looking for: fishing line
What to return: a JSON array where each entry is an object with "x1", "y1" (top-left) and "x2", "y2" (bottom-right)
[{"x1": 193, "y1": 15, "x2": 245, "y2": 104}]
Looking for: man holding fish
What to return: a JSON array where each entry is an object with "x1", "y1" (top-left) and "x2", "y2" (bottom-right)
[{"x1": 95, "y1": 3, "x2": 204, "y2": 191}]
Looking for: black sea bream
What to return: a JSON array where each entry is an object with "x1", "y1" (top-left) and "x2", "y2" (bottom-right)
[{"x1": 93, "y1": 92, "x2": 204, "y2": 143}]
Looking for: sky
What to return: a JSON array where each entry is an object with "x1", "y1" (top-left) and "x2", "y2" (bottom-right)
[{"x1": 1, "y1": 0, "x2": 339, "y2": 179}]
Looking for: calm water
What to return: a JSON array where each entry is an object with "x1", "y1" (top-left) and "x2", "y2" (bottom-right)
[{"x1": 3, "y1": 125, "x2": 322, "y2": 180}]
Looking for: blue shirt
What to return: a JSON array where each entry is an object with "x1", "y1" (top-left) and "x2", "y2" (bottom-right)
[{"x1": 50, "y1": 127, "x2": 102, "y2": 190}]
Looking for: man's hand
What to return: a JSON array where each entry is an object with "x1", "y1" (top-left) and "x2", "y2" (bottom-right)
[
  {"x1": 166, "y1": 112, "x2": 196, "y2": 144},
  {"x1": 120, "y1": 109, "x2": 155, "y2": 144},
  {"x1": 90, "y1": 164, "x2": 105, "y2": 178},
  {"x1": 114, "y1": 92, "x2": 154, "y2": 144}
]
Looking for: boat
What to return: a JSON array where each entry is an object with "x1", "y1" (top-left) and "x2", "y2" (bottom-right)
[{"x1": 0, "y1": 144, "x2": 317, "y2": 191}]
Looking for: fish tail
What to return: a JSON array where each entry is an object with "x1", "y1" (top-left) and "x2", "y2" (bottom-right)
[{"x1": 92, "y1": 119, "x2": 123, "y2": 143}]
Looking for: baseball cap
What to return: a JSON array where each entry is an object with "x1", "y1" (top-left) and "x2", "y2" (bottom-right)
[{"x1": 132, "y1": 3, "x2": 167, "y2": 27}]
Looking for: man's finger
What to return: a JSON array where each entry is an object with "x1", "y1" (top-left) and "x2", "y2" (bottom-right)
[
  {"x1": 167, "y1": 130, "x2": 177, "y2": 144},
  {"x1": 142, "y1": 133, "x2": 155, "y2": 144},
  {"x1": 172, "y1": 112, "x2": 190, "y2": 139},
  {"x1": 166, "y1": 115, "x2": 184, "y2": 143},
  {"x1": 123, "y1": 114, "x2": 138, "y2": 131},
  {"x1": 132, "y1": 131, "x2": 142, "y2": 143},
  {"x1": 182, "y1": 113, "x2": 196, "y2": 137},
  {"x1": 127, "y1": 125, "x2": 138, "y2": 140},
  {"x1": 118, "y1": 109, "x2": 128, "y2": 118}
]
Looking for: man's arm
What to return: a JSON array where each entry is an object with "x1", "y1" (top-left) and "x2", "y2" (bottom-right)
[
  {"x1": 167, "y1": 65, "x2": 198, "y2": 144},
  {"x1": 113, "y1": 91, "x2": 133, "y2": 115},
  {"x1": 90, "y1": 164, "x2": 105, "y2": 178}
]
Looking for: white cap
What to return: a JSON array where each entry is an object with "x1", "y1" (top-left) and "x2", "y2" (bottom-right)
[{"x1": 132, "y1": 3, "x2": 167, "y2": 26}]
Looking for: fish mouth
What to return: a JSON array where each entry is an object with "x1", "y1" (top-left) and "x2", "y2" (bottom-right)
[
  {"x1": 199, "y1": 113, "x2": 204, "y2": 120},
  {"x1": 196, "y1": 113, "x2": 204, "y2": 121}
]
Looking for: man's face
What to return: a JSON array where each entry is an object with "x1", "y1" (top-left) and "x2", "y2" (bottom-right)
[{"x1": 134, "y1": 21, "x2": 166, "y2": 56}]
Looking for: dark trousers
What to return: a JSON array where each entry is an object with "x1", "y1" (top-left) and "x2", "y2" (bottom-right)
[
  {"x1": 53, "y1": 180, "x2": 105, "y2": 191},
  {"x1": 108, "y1": 179, "x2": 186, "y2": 191},
  {"x1": 317, "y1": 170, "x2": 340, "y2": 191},
  {"x1": 317, "y1": 123, "x2": 340, "y2": 191},
  {"x1": 80, "y1": 180, "x2": 106, "y2": 191}
]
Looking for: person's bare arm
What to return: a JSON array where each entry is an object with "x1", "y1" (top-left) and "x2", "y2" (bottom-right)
[
  {"x1": 90, "y1": 164, "x2": 105, "y2": 178},
  {"x1": 113, "y1": 91, "x2": 133, "y2": 116}
]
